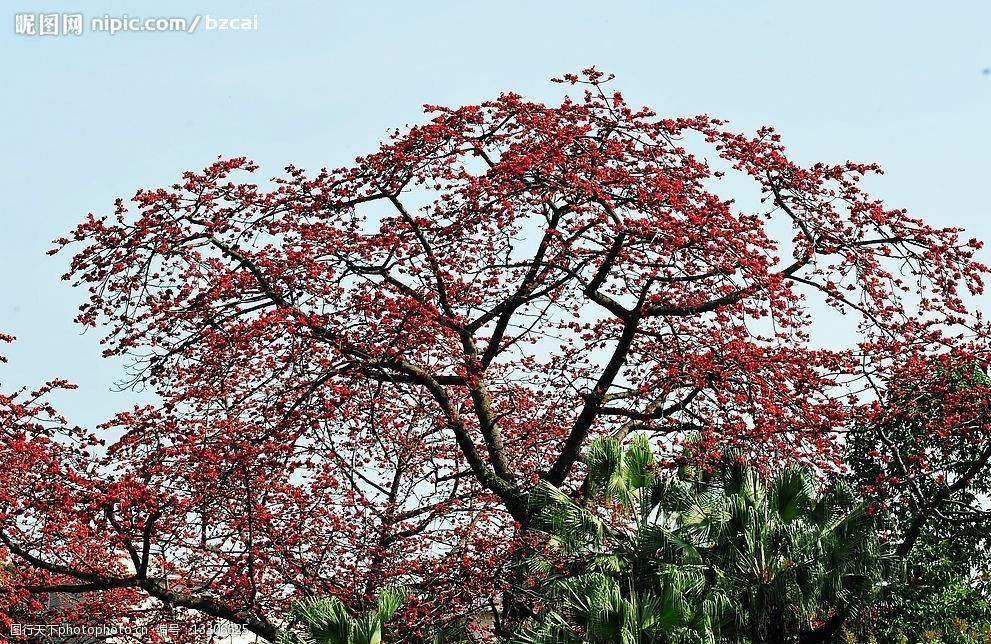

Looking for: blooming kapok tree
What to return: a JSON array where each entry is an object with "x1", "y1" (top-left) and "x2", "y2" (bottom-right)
[{"x1": 1, "y1": 69, "x2": 989, "y2": 641}]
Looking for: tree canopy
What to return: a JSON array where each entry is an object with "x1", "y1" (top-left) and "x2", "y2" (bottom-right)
[{"x1": 2, "y1": 69, "x2": 990, "y2": 641}]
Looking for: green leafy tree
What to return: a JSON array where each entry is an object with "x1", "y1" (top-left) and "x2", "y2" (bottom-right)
[
  {"x1": 846, "y1": 363, "x2": 991, "y2": 643},
  {"x1": 874, "y1": 552, "x2": 991, "y2": 644},
  {"x1": 513, "y1": 437, "x2": 889, "y2": 644}
]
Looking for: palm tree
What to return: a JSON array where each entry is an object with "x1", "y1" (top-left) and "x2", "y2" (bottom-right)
[
  {"x1": 513, "y1": 436, "x2": 890, "y2": 644},
  {"x1": 277, "y1": 587, "x2": 406, "y2": 644},
  {"x1": 512, "y1": 436, "x2": 729, "y2": 643},
  {"x1": 694, "y1": 457, "x2": 889, "y2": 643}
]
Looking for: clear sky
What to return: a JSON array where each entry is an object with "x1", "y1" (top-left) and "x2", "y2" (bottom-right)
[{"x1": 2, "y1": 0, "x2": 990, "y2": 428}]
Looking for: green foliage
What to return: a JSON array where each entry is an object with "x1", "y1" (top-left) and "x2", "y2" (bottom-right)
[
  {"x1": 513, "y1": 437, "x2": 889, "y2": 643},
  {"x1": 851, "y1": 541, "x2": 991, "y2": 644},
  {"x1": 277, "y1": 587, "x2": 406, "y2": 644},
  {"x1": 845, "y1": 362, "x2": 991, "y2": 643}
]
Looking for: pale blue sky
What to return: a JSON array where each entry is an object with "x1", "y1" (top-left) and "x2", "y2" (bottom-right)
[{"x1": 2, "y1": 0, "x2": 990, "y2": 427}]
